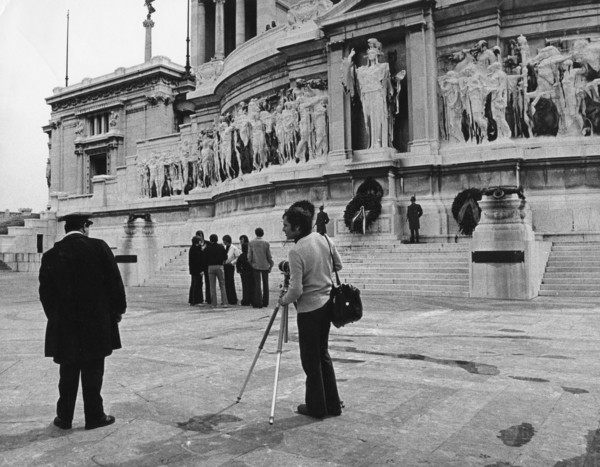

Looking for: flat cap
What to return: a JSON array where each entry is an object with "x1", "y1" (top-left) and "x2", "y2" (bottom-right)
[{"x1": 57, "y1": 211, "x2": 93, "y2": 224}]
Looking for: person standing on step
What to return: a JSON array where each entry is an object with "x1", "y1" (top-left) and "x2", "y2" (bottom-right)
[
  {"x1": 39, "y1": 212, "x2": 126, "y2": 431},
  {"x1": 315, "y1": 205, "x2": 330, "y2": 235},
  {"x1": 188, "y1": 236, "x2": 204, "y2": 305},
  {"x1": 407, "y1": 196, "x2": 423, "y2": 243},
  {"x1": 248, "y1": 227, "x2": 274, "y2": 308},
  {"x1": 279, "y1": 201, "x2": 343, "y2": 419},
  {"x1": 237, "y1": 235, "x2": 254, "y2": 306},
  {"x1": 196, "y1": 230, "x2": 211, "y2": 302},
  {"x1": 222, "y1": 235, "x2": 240, "y2": 305},
  {"x1": 204, "y1": 234, "x2": 228, "y2": 307}
]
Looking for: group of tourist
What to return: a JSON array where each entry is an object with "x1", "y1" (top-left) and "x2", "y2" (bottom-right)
[{"x1": 188, "y1": 228, "x2": 274, "y2": 308}]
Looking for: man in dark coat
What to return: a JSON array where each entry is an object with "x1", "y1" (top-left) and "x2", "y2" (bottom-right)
[
  {"x1": 188, "y1": 235, "x2": 204, "y2": 305},
  {"x1": 39, "y1": 212, "x2": 126, "y2": 430},
  {"x1": 407, "y1": 196, "x2": 423, "y2": 243},
  {"x1": 315, "y1": 205, "x2": 330, "y2": 235}
]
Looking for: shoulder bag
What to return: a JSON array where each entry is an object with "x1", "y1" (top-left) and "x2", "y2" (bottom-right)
[{"x1": 324, "y1": 235, "x2": 363, "y2": 328}]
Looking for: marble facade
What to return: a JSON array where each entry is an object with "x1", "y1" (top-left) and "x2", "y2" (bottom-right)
[{"x1": 2, "y1": 0, "x2": 596, "y2": 283}]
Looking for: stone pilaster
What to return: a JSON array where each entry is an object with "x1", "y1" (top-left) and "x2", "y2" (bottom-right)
[
  {"x1": 214, "y1": 0, "x2": 226, "y2": 60},
  {"x1": 405, "y1": 18, "x2": 438, "y2": 155},
  {"x1": 326, "y1": 42, "x2": 352, "y2": 163},
  {"x1": 235, "y1": 0, "x2": 245, "y2": 47}
]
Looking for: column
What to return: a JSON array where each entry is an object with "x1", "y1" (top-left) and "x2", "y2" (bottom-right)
[
  {"x1": 235, "y1": 0, "x2": 245, "y2": 47},
  {"x1": 214, "y1": 0, "x2": 225, "y2": 60},
  {"x1": 195, "y1": 0, "x2": 206, "y2": 66},
  {"x1": 143, "y1": 17, "x2": 154, "y2": 62}
]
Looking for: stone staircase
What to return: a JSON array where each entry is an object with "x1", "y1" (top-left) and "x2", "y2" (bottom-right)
[
  {"x1": 143, "y1": 242, "x2": 471, "y2": 298},
  {"x1": 539, "y1": 242, "x2": 600, "y2": 297}
]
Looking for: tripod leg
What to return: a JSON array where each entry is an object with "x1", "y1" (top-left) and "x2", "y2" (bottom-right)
[
  {"x1": 236, "y1": 304, "x2": 280, "y2": 403},
  {"x1": 269, "y1": 305, "x2": 288, "y2": 424}
]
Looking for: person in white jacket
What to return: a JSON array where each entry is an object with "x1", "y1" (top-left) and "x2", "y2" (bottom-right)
[{"x1": 279, "y1": 201, "x2": 343, "y2": 419}]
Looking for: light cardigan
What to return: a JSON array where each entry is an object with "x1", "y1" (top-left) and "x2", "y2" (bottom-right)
[{"x1": 280, "y1": 232, "x2": 343, "y2": 313}]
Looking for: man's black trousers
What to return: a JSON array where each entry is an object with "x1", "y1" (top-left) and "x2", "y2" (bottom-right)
[{"x1": 57, "y1": 358, "x2": 105, "y2": 423}]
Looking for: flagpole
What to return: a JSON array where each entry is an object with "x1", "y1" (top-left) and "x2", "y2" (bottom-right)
[{"x1": 65, "y1": 10, "x2": 70, "y2": 87}]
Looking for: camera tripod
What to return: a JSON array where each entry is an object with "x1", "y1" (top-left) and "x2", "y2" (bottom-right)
[{"x1": 236, "y1": 271, "x2": 291, "y2": 425}]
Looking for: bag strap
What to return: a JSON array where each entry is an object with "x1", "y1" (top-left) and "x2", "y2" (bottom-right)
[{"x1": 323, "y1": 234, "x2": 341, "y2": 287}]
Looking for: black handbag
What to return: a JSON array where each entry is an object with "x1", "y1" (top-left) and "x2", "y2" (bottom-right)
[{"x1": 324, "y1": 235, "x2": 363, "y2": 328}]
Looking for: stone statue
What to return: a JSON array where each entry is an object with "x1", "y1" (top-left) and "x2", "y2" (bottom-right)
[
  {"x1": 295, "y1": 87, "x2": 315, "y2": 161},
  {"x1": 341, "y1": 38, "x2": 396, "y2": 149},
  {"x1": 109, "y1": 111, "x2": 119, "y2": 128},
  {"x1": 46, "y1": 158, "x2": 51, "y2": 188},
  {"x1": 486, "y1": 62, "x2": 511, "y2": 140},
  {"x1": 459, "y1": 64, "x2": 488, "y2": 142},
  {"x1": 312, "y1": 95, "x2": 329, "y2": 158},
  {"x1": 281, "y1": 101, "x2": 299, "y2": 162},
  {"x1": 438, "y1": 71, "x2": 464, "y2": 143},
  {"x1": 250, "y1": 111, "x2": 267, "y2": 170},
  {"x1": 74, "y1": 119, "x2": 84, "y2": 137},
  {"x1": 219, "y1": 117, "x2": 236, "y2": 179}
]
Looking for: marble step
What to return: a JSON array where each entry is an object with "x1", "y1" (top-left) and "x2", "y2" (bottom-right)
[
  {"x1": 542, "y1": 277, "x2": 600, "y2": 284},
  {"x1": 538, "y1": 290, "x2": 600, "y2": 297},
  {"x1": 539, "y1": 283, "x2": 600, "y2": 292}
]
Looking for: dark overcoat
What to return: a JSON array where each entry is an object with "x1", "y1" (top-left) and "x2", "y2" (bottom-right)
[
  {"x1": 407, "y1": 203, "x2": 423, "y2": 230},
  {"x1": 188, "y1": 244, "x2": 203, "y2": 275},
  {"x1": 39, "y1": 233, "x2": 127, "y2": 364}
]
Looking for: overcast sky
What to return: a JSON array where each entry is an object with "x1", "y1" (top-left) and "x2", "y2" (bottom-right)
[{"x1": 0, "y1": 0, "x2": 187, "y2": 211}]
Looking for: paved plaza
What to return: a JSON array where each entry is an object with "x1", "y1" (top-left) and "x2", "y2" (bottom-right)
[{"x1": 2, "y1": 271, "x2": 600, "y2": 466}]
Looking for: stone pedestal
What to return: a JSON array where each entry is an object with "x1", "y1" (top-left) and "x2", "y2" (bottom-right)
[
  {"x1": 117, "y1": 217, "x2": 161, "y2": 286},
  {"x1": 470, "y1": 190, "x2": 551, "y2": 300}
]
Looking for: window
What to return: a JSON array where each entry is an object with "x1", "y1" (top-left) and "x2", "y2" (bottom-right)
[{"x1": 88, "y1": 113, "x2": 110, "y2": 136}]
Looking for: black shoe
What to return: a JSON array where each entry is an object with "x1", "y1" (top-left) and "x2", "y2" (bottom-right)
[
  {"x1": 53, "y1": 416, "x2": 72, "y2": 430},
  {"x1": 296, "y1": 404, "x2": 324, "y2": 419},
  {"x1": 85, "y1": 414, "x2": 115, "y2": 430}
]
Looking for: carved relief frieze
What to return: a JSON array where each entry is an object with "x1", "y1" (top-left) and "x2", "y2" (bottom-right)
[{"x1": 135, "y1": 79, "x2": 331, "y2": 198}]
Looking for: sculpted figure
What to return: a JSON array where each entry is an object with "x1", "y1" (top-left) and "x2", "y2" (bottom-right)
[
  {"x1": 342, "y1": 38, "x2": 395, "y2": 149},
  {"x1": 295, "y1": 87, "x2": 315, "y2": 161},
  {"x1": 281, "y1": 101, "x2": 299, "y2": 162},
  {"x1": 459, "y1": 64, "x2": 488, "y2": 142},
  {"x1": 138, "y1": 160, "x2": 149, "y2": 198},
  {"x1": 438, "y1": 71, "x2": 465, "y2": 143},
  {"x1": 46, "y1": 158, "x2": 51, "y2": 188},
  {"x1": 109, "y1": 111, "x2": 119, "y2": 128},
  {"x1": 235, "y1": 103, "x2": 252, "y2": 149},
  {"x1": 274, "y1": 103, "x2": 287, "y2": 163},
  {"x1": 312, "y1": 95, "x2": 329, "y2": 158},
  {"x1": 559, "y1": 59, "x2": 586, "y2": 135},
  {"x1": 250, "y1": 111, "x2": 268, "y2": 170},
  {"x1": 199, "y1": 131, "x2": 215, "y2": 187},
  {"x1": 219, "y1": 117, "x2": 236, "y2": 179},
  {"x1": 487, "y1": 62, "x2": 511, "y2": 140},
  {"x1": 74, "y1": 119, "x2": 84, "y2": 137},
  {"x1": 148, "y1": 154, "x2": 159, "y2": 197}
]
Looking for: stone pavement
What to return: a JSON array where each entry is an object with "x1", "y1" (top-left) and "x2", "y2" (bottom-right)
[{"x1": 2, "y1": 271, "x2": 600, "y2": 467}]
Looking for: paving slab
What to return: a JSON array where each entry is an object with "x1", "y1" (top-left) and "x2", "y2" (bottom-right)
[{"x1": 1, "y1": 271, "x2": 600, "y2": 466}]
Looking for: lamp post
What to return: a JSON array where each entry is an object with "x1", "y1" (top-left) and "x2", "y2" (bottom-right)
[{"x1": 184, "y1": 0, "x2": 192, "y2": 78}]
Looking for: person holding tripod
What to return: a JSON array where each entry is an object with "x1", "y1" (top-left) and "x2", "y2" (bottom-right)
[{"x1": 278, "y1": 201, "x2": 343, "y2": 419}]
